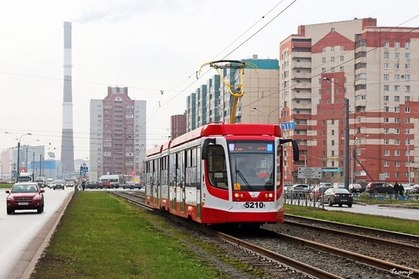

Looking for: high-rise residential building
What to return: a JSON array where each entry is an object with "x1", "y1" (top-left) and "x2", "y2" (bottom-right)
[
  {"x1": 279, "y1": 18, "x2": 419, "y2": 184},
  {"x1": 89, "y1": 87, "x2": 146, "y2": 181},
  {"x1": 186, "y1": 56, "x2": 280, "y2": 131}
]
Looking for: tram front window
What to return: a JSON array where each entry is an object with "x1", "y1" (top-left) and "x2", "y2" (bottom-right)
[{"x1": 230, "y1": 153, "x2": 274, "y2": 191}]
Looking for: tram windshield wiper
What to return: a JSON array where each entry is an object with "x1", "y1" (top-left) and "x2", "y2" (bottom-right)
[{"x1": 235, "y1": 170, "x2": 253, "y2": 190}]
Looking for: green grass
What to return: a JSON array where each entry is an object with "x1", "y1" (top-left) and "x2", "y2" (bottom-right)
[
  {"x1": 28, "y1": 191, "x2": 419, "y2": 278},
  {"x1": 0, "y1": 183, "x2": 12, "y2": 189},
  {"x1": 285, "y1": 204, "x2": 419, "y2": 235},
  {"x1": 31, "y1": 192, "x2": 227, "y2": 279}
]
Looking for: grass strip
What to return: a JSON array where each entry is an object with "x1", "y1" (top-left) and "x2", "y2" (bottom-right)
[
  {"x1": 286, "y1": 204, "x2": 419, "y2": 235},
  {"x1": 31, "y1": 192, "x2": 225, "y2": 279}
]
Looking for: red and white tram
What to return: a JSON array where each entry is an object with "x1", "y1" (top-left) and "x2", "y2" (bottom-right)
[{"x1": 143, "y1": 123, "x2": 299, "y2": 225}]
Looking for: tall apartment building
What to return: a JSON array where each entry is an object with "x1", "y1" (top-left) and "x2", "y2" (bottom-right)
[
  {"x1": 89, "y1": 87, "x2": 146, "y2": 181},
  {"x1": 186, "y1": 56, "x2": 280, "y2": 131},
  {"x1": 280, "y1": 18, "x2": 419, "y2": 184}
]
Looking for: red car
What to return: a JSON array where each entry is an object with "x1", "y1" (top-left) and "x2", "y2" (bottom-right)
[{"x1": 6, "y1": 182, "x2": 45, "y2": 214}]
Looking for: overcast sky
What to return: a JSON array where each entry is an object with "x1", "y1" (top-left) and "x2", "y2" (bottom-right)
[{"x1": 1, "y1": 0, "x2": 418, "y2": 160}]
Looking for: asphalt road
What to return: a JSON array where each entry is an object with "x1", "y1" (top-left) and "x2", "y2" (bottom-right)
[{"x1": 0, "y1": 187, "x2": 74, "y2": 279}]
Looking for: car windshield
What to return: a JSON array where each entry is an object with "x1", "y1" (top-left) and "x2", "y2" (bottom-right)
[
  {"x1": 334, "y1": 188, "x2": 350, "y2": 194},
  {"x1": 11, "y1": 184, "x2": 38, "y2": 193}
]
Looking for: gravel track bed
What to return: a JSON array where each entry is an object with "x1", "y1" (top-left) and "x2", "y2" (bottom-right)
[
  {"x1": 268, "y1": 218, "x2": 419, "y2": 269},
  {"x1": 243, "y1": 229, "x2": 409, "y2": 278}
]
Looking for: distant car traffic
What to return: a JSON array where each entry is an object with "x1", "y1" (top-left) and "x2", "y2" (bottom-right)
[
  {"x1": 122, "y1": 181, "x2": 141, "y2": 189},
  {"x1": 5, "y1": 182, "x2": 45, "y2": 214},
  {"x1": 85, "y1": 181, "x2": 103, "y2": 189},
  {"x1": 411, "y1": 184, "x2": 419, "y2": 194},
  {"x1": 309, "y1": 184, "x2": 332, "y2": 201},
  {"x1": 65, "y1": 178, "x2": 75, "y2": 188},
  {"x1": 323, "y1": 187, "x2": 353, "y2": 207},
  {"x1": 52, "y1": 180, "x2": 65, "y2": 190},
  {"x1": 287, "y1": 184, "x2": 311, "y2": 198},
  {"x1": 365, "y1": 182, "x2": 394, "y2": 195},
  {"x1": 348, "y1": 183, "x2": 364, "y2": 193}
]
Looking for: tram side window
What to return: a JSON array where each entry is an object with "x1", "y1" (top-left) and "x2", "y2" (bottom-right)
[
  {"x1": 207, "y1": 145, "x2": 227, "y2": 189},
  {"x1": 169, "y1": 153, "x2": 177, "y2": 186},
  {"x1": 186, "y1": 148, "x2": 199, "y2": 187}
]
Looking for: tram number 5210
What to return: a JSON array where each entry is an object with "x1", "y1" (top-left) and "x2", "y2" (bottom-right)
[{"x1": 243, "y1": 202, "x2": 265, "y2": 209}]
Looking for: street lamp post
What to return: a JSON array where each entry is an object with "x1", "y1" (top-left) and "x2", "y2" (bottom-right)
[
  {"x1": 5, "y1": 132, "x2": 32, "y2": 182},
  {"x1": 323, "y1": 77, "x2": 350, "y2": 189}
]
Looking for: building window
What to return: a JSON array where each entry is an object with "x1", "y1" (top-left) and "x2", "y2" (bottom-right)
[
  {"x1": 395, "y1": 41, "x2": 400, "y2": 48},
  {"x1": 405, "y1": 106, "x2": 410, "y2": 112},
  {"x1": 405, "y1": 42, "x2": 410, "y2": 49},
  {"x1": 384, "y1": 52, "x2": 389, "y2": 58},
  {"x1": 384, "y1": 85, "x2": 389, "y2": 92},
  {"x1": 384, "y1": 150, "x2": 390, "y2": 156},
  {"x1": 384, "y1": 74, "x2": 389, "y2": 81},
  {"x1": 405, "y1": 96, "x2": 411, "y2": 102},
  {"x1": 384, "y1": 41, "x2": 390, "y2": 48},
  {"x1": 405, "y1": 53, "x2": 410, "y2": 59},
  {"x1": 322, "y1": 57, "x2": 326, "y2": 63},
  {"x1": 394, "y1": 85, "x2": 400, "y2": 92},
  {"x1": 395, "y1": 150, "x2": 400, "y2": 156},
  {"x1": 405, "y1": 85, "x2": 411, "y2": 92},
  {"x1": 384, "y1": 63, "x2": 389, "y2": 69},
  {"x1": 384, "y1": 160, "x2": 389, "y2": 167},
  {"x1": 405, "y1": 63, "x2": 410, "y2": 69},
  {"x1": 394, "y1": 96, "x2": 400, "y2": 102}
]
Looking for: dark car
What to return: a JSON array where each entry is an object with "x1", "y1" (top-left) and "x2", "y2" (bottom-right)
[
  {"x1": 52, "y1": 179, "x2": 65, "y2": 190},
  {"x1": 6, "y1": 182, "x2": 45, "y2": 214},
  {"x1": 86, "y1": 181, "x2": 103, "y2": 189},
  {"x1": 323, "y1": 187, "x2": 353, "y2": 207},
  {"x1": 365, "y1": 182, "x2": 394, "y2": 195}
]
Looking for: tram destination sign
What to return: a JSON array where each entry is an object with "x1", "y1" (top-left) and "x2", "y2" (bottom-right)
[{"x1": 298, "y1": 167, "x2": 322, "y2": 179}]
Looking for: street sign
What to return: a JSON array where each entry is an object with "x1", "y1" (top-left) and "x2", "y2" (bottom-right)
[
  {"x1": 280, "y1": 121, "x2": 295, "y2": 130},
  {"x1": 80, "y1": 163, "x2": 88, "y2": 175},
  {"x1": 298, "y1": 167, "x2": 322, "y2": 179},
  {"x1": 322, "y1": 167, "x2": 342, "y2": 173}
]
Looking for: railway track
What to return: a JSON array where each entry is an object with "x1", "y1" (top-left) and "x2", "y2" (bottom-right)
[{"x1": 112, "y1": 190, "x2": 419, "y2": 278}]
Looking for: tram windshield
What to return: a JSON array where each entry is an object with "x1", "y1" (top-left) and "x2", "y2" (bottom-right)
[{"x1": 228, "y1": 141, "x2": 274, "y2": 191}]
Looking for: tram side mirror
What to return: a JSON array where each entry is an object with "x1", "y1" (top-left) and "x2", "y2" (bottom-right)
[
  {"x1": 201, "y1": 138, "x2": 216, "y2": 160},
  {"x1": 279, "y1": 139, "x2": 300, "y2": 162},
  {"x1": 291, "y1": 140, "x2": 299, "y2": 161}
]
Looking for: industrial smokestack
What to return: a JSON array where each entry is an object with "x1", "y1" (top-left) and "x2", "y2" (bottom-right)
[{"x1": 61, "y1": 21, "x2": 75, "y2": 175}]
